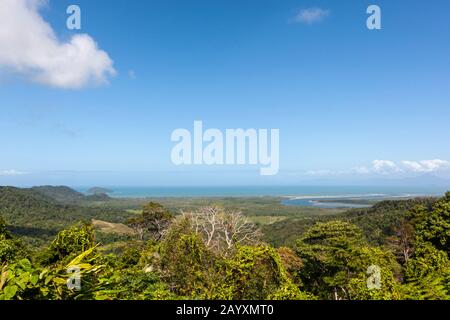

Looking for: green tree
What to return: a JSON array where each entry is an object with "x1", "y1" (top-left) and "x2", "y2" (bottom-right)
[
  {"x1": 0, "y1": 216, "x2": 29, "y2": 263},
  {"x1": 402, "y1": 243, "x2": 450, "y2": 299},
  {"x1": 0, "y1": 216, "x2": 8, "y2": 238},
  {"x1": 119, "y1": 247, "x2": 142, "y2": 267},
  {"x1": 40, "y1": 223, "x2": 96, "y2": 265},
  {"x1": 219, "y1": 245, "x2": 311, "y2": 300},
  {"x1": 296, "y1": 221, "x2": 401, "y2": 300},
  {"x1": 398, "y1": 193, "x2": 450, "y2": 299},
  {"x1": 106, "y1": 267, "x2": 177, "y2": 300},
  {"x1": 410, "y1": 195, "x2": 450, "y2": 257},
  {"x1": 277, "y1": 247, "x2": 303, "y2": 287},
  {"x1": 158, "y1": 217, "x2": 217, "y2": 298},
  {"x1": 128, "y1": 202, "x2": 173, "y2": 241},
  {"x1": 0, "y1": 238, "x2": 29, "y2": 264}
]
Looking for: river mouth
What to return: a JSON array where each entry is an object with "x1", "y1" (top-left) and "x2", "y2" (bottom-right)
[{"x1": 279, "y1": 193, "x2": 430, "y2": 209}]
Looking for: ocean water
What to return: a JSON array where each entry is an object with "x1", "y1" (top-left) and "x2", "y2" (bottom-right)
[
  {"x1": 74, "y1": 185, "x2": 448, "y2": 209},
  {"x1": 75, "y1": 185, "x2": 448, "y2": 199}
]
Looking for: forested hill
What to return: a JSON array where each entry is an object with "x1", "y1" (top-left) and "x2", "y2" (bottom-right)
[
  {"x1": 31, "y1": 185, "x2": 113, "y2": 203},
  {"x1": 31, "y1": 186, "x2": 85, "y2": 203},
  {"x1": 0, "y1": 186, "x2": 127, "y2": 245}
]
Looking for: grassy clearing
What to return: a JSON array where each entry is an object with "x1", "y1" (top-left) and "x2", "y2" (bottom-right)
[
  {"x1": 248, "y1": 215, "x2": 287, "y2": 225},
  {"x1": 92, "y1": 219, "x2": 136, "y2": 235}
]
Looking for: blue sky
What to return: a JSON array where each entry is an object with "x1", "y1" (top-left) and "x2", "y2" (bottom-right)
[{"x1": 1, "y1": 0, "x2": 450, "y2": 186}]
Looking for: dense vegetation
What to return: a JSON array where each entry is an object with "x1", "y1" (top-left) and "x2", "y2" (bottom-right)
[
  {"x1": 263, "y1": 197, "x2": 437, "y2": 247},
  {"x1": 0, "y1": 186, "x2": 129, "y2": 246},
  {"x1": 0, "y1": 187, "x2": 449, "y2": 300}
]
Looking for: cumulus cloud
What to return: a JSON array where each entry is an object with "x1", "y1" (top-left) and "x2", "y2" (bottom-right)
[
  {"x1": 0, "y1": 169, "x2": 28, "y2": 176},
  {"x1": 293, "y1": 8, "x2": 330, "y2": 25},
  {"x1": 0, "y1": 0, "x2": 116, "y2": 89},
  {"x1": 401, "y1": 161, "x2": 423, "y2": 172},
  {"x1": 372, "y1": 160, "x2": 400, "y2": 174},
  {"x1": 305, "y1": 159, "x2": 450, "y2": 177},
  {"x1": 401, "y1": 159, "x2": 450, "y2": 173}
]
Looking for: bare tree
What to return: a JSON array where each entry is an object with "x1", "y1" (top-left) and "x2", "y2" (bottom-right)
[
  {"x1": 188, "y1": 207, "x2": 221, "y2": 249},
  {"x1": 396, "y1": 221, "x2": 415, "y2": 263},
  {"x1": 182, "y1": 206, "x2": 261, "y2": 255},
  {"x1": 219, "y1": 211, "x2": 261, "y2": 250},
  {"x1": 128, "y1": 216, "x2": 146, "y2": 240}
]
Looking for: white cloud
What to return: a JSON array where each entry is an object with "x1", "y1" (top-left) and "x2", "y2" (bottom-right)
[
  {"x1": 372, "y1": 160, "x2": 399, "y2": 174},
  {"x1": 304, "y1": 159, "x2": 450, "y2": 177},
  {"x1": 293, "y1": 8, "x2": 330, "y2": 25},
  {"x1": 402, "y1": 159, "x2": 450, "y2": 173},
  {"x1": 420, "y1": 159, "x2": 450, "y2": 171},
  {"x1": 0, "y1": 0, "x2": 116, "y2": 89},
  {"x1": 401, "y1": 161, "x2": 423, "y2": 172},
  {"x1": 0, "y1": 169, "x2": 28, "y2": 176}
]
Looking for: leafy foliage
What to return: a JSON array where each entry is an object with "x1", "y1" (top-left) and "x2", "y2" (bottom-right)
[
  {"x1": 0, "y1": 216, "x2": 8, "y2": 237},
  {"x1": 220, "y1": 245, "x2": 310, "y2": 300},
  {"x1": 0, "y1": 188, "x2": 449, "y2": 300},
  {"x1": 128, "y1": 202, "x2": 173, "y2": 241},
  {"x1": 0, "y1": 187, "x2": 130, "y2": 248},
  {"x1": 39, "y1": 223, "x2": 96, "y2": 265},
  {"x1": 296, "y1": 221, "x2": 402, "y2": 300}
]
